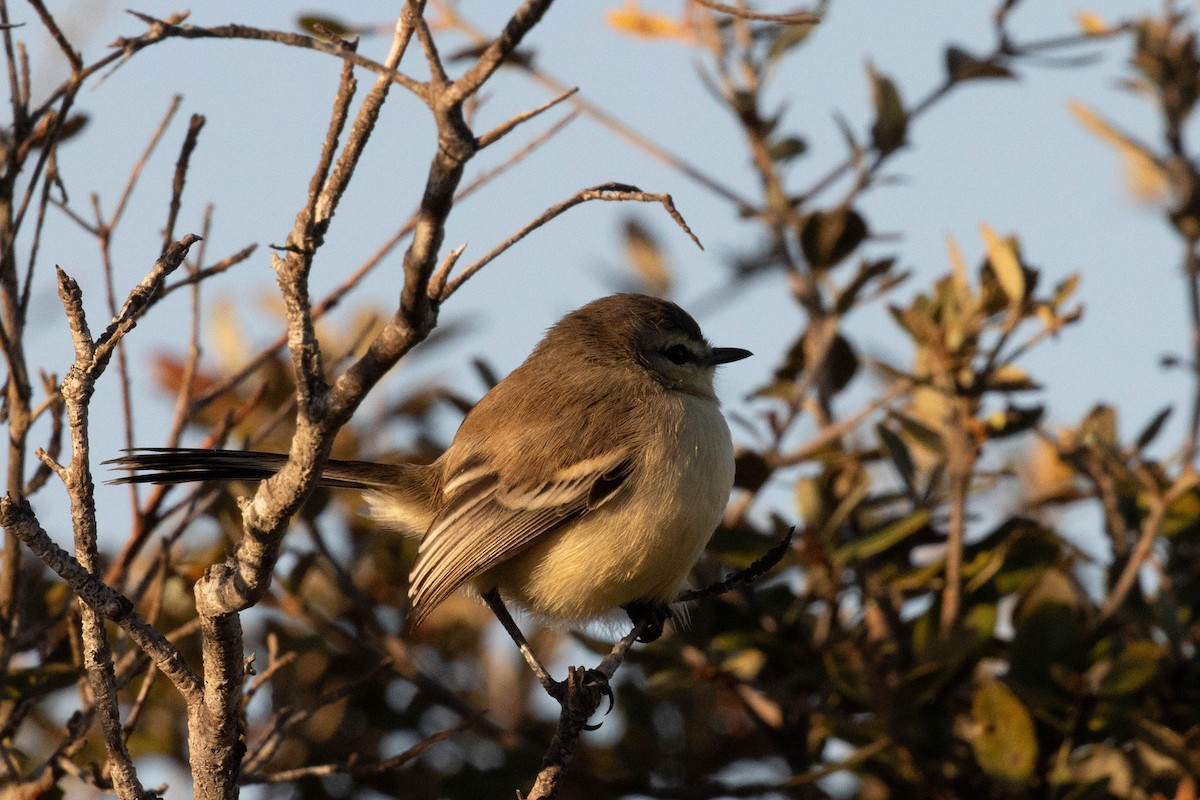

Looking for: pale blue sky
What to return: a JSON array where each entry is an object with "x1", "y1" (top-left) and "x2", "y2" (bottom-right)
[{"x1": 11, "y1": 1, "x2": 1182, "y2": 545}]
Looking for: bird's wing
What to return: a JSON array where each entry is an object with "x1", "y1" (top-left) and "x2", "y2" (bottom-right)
[{"x1": 406, "y1": 450, "x2": 633, "y2": 628}]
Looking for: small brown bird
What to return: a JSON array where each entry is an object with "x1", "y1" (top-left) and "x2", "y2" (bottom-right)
[{"x1": 111, "y1": 293, "x2": 750, "y2": 683}]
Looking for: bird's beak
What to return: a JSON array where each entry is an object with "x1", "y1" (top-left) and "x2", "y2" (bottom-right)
[{"x1": 707, "y1": 347, "x2": 753, "y2": 366}]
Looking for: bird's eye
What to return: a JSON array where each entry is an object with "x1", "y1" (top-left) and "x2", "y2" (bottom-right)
[{"x1": 664, "y1": 344, "x2": 692, "y2": 365}]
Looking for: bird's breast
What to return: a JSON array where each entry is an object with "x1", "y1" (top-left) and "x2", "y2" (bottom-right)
[{"x1": 490, "y1": 392, "x2": 735, "y2": 621}]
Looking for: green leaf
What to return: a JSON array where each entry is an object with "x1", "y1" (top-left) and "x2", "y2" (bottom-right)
[
  {"x1": 1134, "y1": 405, "x2": 1173, "y2": 449},
  {"x1": 1098, "y1": 641, "x2": 1164, "y2": 696},
  {"x1": 826, "y1": 334, "x2": 860, "y2": 393},
  {"x1": 984, "y1": 404, "x2": 1044, "y2": 439},
  {"x1": 297, "y1": 14, "x2": 354, "y2": 39},
  {"x1": 1160, "y1": 488, "x2": 1200, "y2": 538},
  {"x1": 795, "y1": 476, "x2": 826, "y2": 530},
  {"x1": 868, "y1": 63, "x2": 907, "y2": 154},
  {"x1": 799, "y1": 207, "x2": 869, "y2": 269},
  {"x1": 888, "y1": 410, "x2": 945, "y2": 453},
  {"x1": 1009, "y1": 602, "x2": 1087, "y2": 692},
  {"x1": 767, "y1": 20, "x2": 818, "y2": 65},
  {"x1": 984, "y1": 365, "x2": 1040, "y2": 392},
  {"x1": 835, "y1": 258, "x2": 899, "y2": 314},
  {"x1": 877, "y1": 423, "x2": 916, "y2": 495},
  {"x1": 734, "y1": 451, "x2": 771, "y2": 492},
  {"x1": 888, "y1": 303, "x2": 940, "y2": 346},
  {"x1": 945, "y1": 45, "x2": 1015, "y2": 82},
  {"x1": 1079, "y1": 404, "x2": 1119, "y2": 449},
  {"x1": 968, "y1": 680, "x2": 1037, "y2": 781},
  {"x1": 767, "y1": 135, "x2": 808, "y2": 163},
  {"x1": 1051, "y1": 273, "x2": 1081, "y2": 306},
  {"x1": 834, "y1": 509, "x2": 931, "y2": 563}
]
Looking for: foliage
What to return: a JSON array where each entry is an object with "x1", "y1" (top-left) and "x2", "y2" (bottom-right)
[{"x1": 1, "y1": 2, "x2": 1200, "y2": 799}]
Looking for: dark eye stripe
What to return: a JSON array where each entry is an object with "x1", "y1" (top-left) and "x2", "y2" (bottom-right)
[{"x1": 664, "y1": 344, "x2": 693, "y2": 365}]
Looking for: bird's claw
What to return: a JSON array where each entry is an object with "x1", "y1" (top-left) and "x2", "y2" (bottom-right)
[{"x1": 547, "y1": 667, "x2": 614, "y2": 728}]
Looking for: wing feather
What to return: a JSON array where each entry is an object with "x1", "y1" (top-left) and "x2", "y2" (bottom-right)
[{"x1": 407, "y1": 452, "x2": 633, "y2": 627}]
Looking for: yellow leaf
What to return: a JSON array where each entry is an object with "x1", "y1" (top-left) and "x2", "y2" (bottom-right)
[
  {"x1": 1069, "y1": 100, "x2": 1169, "y2": 202},
  {"x1": 968, "y1": 679, "x2": 1037, "y2": 781},
  {"x1": 211, "y1": 297, "x2": 250, "y2": 369},
  {"x1": 945, "y1": 232, "x2": 969, "y2": 292},
  {"x1": 980, "y1": 224, "x2": 1025, "y2": 305},
  {"x1": 605, "y1": 1, "x2": 688, "y2": 40},
  {"x1": 623, "y1": 219, "x2": 672, "y2": 295},
  {"x1": 1022, "y1": 435, "x2": 1077, "y2": 505},
  {"x1": 1076, "y1": 12, "x2": 1109, "y2": 36}
]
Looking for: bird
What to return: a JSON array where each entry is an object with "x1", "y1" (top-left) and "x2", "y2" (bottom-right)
[{"x1": 110, "y1": 293, "x2": 750, "y2": 692}]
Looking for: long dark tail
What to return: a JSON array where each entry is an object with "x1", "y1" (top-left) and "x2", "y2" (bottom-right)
[{"x1": 105, "y1": 448, "x2": 413, "y2": 491}]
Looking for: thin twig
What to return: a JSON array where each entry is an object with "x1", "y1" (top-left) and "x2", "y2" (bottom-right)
[
  {"x1": 437, "y1": 2, "x2": 754, "y2": 212},
  {"x1": 1097, "y1": 468, "x2": 1197, "y2": 623},
  {"x1": 689, "y1": 0, "x2": 821, "y2": 24},
  {"x1": 158, "y1": 242, "x2": 257, "y2": 299},
  {"x1": 187, "y1": 109, "x2": 572, "y2": 416},
  {"x1": 0, "y1": 496, "x2": 201, "y2": 700},
  {"x1": 107, "y1": 13, "x2": 428, "y2": 104},
  {"x1": 25, "y1": 0, "x2": 81, "y2": 71},
  {"x1": 440, "y1": 182, "x2": 702, "y2": 300},
  {"x1": 106, "y1": 95, "x2": 181, "y2": 233},
  {"x1": 476, "y1": 86, "x2": 577, "y2": 148},
  {"x1": 771, "y1": 379, "x2": 912, "y2": 468},
  {"x1": 242, "y1": 717, "x2": 478, "y2": 784},
  {"x1": 162, "y1": 113, "x2": 206, "y2": 251},
  {"x1": 678, "y1": 526, "x2": 795, "y2": 603}
]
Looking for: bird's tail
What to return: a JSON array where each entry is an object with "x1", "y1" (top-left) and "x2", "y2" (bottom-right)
[{"x1": 105, "y1": 447, "x2": 416, "y2": 492}]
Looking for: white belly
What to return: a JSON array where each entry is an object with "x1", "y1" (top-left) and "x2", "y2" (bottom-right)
[{"x1": 485, "y1": 393, "x2": 734, "y2": 621}]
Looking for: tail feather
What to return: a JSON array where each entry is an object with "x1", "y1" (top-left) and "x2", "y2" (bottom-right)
[{"x1": 105, "y1": 448, "x2": 414, "y2": 491}]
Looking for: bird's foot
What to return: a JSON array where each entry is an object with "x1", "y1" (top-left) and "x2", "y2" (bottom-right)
[
  {"x1": 547, "y1": 667, "x2": 614, "y2": 728},
  {"x1": 623, "y1": 601, "x2": 673, "y2": 643}
]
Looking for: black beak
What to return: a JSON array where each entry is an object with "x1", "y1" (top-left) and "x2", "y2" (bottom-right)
[{"x1": 707, "y1": 347, "x2": 753, "y2": 366}]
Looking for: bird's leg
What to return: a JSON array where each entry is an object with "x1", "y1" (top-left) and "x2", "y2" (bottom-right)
[
  {"x1": 622, "y1": 601, "x2": 672, "y2": 643},
  {"x1": 482, "y1": 589, "x2": 613, "y2": 714},
  {"x1": 483, "y1": 589, "x2": 555, "y2": 691}
]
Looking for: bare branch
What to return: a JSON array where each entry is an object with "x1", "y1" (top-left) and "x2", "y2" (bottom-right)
[
  {"x1": 441, "y1": 182, "x2": 702, "y2": 300},
  {"x1": 427, "y1": 241, "x2": 467, "y2": 301},
  {"x1": 1098, "y1": 468, "x2": 1198, "y2": 624},
  {"x1": 677, "y1": 525, "x2": 795, "y2": 603},
  {"x1": 187, "y1": 109, "x2": 572, "y2": 416},
  {"x1": 106, "y1": 94, "x2": 182, "y2": 233},
  {"x1": 476, "y1": 86, "x2": 577, "y2": 148},
  {"x1": 446, "y1": 0, "x2": 556, "y2": 104},
  {"x1": 242, "y1": 717, "x2": 477, "y2": 784},
  {"x1": 158, "y1": 242, "x2": 257, "y2": 299},
  {"x1": 25, "y1": 0, "x2": 81, "y2": 71},
  {"x1": 314, "y1": 2, "x2": 422, "y2": 229},
  {"x1": 91, "y1": 234, "x2": 200, "y2": 370},
  {"x1": 162, "y1": 113, "x2": 206, "y2": 250},
  {"x1": 0, "y1": 496, "x2": 201, "y2": 701},
  {"x1": 412, "y1": 7, "x2": 450, "y2": 87},
  {"x1": 110, "y1": 12, "x2": 428, "y2": 102},
  {"x1": 304, "y1": 56, "x2": 356, "y2": 234}
]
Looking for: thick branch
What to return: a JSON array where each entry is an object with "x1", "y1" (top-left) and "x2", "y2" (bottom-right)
[{"x1": 446, "y1": 0, "x2": 556, "y2": 104}]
